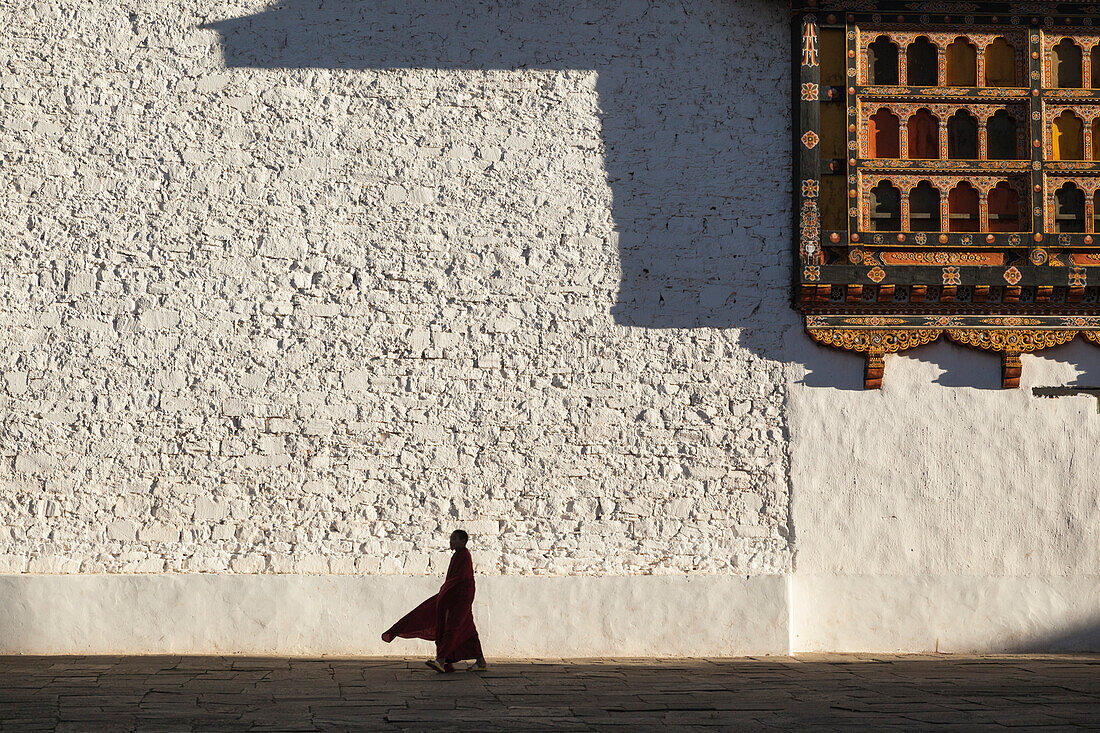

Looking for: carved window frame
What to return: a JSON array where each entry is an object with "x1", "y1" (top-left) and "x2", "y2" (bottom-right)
[{"x1": 794, "y1": 1, "x2": 1100, "y2": 388}]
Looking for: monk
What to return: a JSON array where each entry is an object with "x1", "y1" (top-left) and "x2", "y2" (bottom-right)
[{"x1": 381, "y1": 529, "x2": 487, "y2": 673}]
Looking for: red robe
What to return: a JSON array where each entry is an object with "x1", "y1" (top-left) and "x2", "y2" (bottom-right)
[{"x1": 381, "y1": 548, "x2": 483, "y2": 663}]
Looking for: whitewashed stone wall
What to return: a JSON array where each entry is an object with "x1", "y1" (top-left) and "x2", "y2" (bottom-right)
[
  {"x1": 788, "y1": 341, "x2": 1100, "y2": 652},
  {"x1": 0, "y1": 0, "x2": 795, "y2": 576}
]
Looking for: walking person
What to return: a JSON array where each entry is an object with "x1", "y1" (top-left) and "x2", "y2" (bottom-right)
[{"x1": 381, "y1": 529, "x2": 487, "y2": 673}]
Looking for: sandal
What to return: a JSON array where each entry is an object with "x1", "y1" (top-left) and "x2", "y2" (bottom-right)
[{"x1": 425, "y1": 659, "x2": 447, "y2": 673}]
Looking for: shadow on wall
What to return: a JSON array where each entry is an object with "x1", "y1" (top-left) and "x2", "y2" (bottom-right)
[
  {"x1": 203, "y1": 0, "x2": 792, "y2": 340},
  {"x1": 1014, "y1": 617, "x2": 1100, "y2": 652},
  {"x1": 798, "y1": 336, "x2": 1100, "y2": 391}
]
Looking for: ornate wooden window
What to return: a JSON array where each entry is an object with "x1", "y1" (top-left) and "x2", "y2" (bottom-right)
[{"x1": 795, "y1": 1, "x2": 1100, "y2": 388}]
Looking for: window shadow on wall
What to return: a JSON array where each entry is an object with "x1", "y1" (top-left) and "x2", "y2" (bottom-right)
[
  {"x1": 203, "y1": 0, "x2": 791, "y2": 340},
  {"x1": 798, "y1": 338, "x2": 1100, "y2": 391},
  {"x1": 794, "y1": 339, "x2": 988, "y2": 391},
  {"x1": 907, "y1": 338, "x2": 1100, "y2": 389},
  {"x1": 795, "y1": 346, "x2": 868, "y2": 390},
  {"x1": 904, "y1": 339, "x2": 1014, "y2": 389},
  {"x1": 1031, "y1": 339, "x2": 1100, "y2": 387}
]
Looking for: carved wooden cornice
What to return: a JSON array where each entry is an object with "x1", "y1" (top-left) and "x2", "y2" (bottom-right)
[
  {"x1": 943, "y1": 328, "x2": 1079, "y2": 352},
  {"x1": 807, "y1": 324, "x2": 1094, "y2": 388},
  {"x1": 944, "y1": 328, "x2": 1079, "y2": 386},
  {"x1": 807, "y1": 328, "x2": 942, "y2": 388}
]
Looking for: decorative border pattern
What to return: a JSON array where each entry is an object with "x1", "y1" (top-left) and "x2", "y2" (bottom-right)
[
  {"x1": 862, "y1": 86, "x2": 1030, "y2": 98},
  {"x1": 807, "y1": 313, "x2": 1100, "y2": 327},
  {"x1": 807, "y1": 327, "x2": 944, "y2": 351},
  {"x1": 860, "y1": 174, "x2": 1029, "y2": 192},
  {"x1": 943, "y1": 327, "x2": 1080, "y2": 350},
  {"x1": 799, "y1": 14, "x2": 822, "y2": 268},
  {"x1": 879, "y1": 250, "x2": 1005, "y2": 264},
  {"x1": 807, "y1": 327, "x2": 943, "y2": 388},
  {"x1": 859, "y1": 159, "x2": 1031, "y2": 171}
]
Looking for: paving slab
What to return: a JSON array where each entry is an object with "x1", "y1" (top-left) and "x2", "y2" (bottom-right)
[{"x1": 0, "y1": 655, "x2": 1097, "y2": 731}]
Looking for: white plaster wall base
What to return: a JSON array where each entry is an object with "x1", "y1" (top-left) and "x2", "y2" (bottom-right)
[
  {"x1": 787, "y1": 342, "x2": 1100, "y2": 580},
  {"x1": 792, "y1": 574, "x2": 1100, "y2": 653},
  {"x1": 787, "y1": 343, "x2": 1100, "y2": 654},
  {"x1": 0, "y1": 574, "x2": 788, "y2": 657}
]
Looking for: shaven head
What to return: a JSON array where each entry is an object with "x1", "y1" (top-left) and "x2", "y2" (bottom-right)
[{"x1": 449, "y1": 530, "x2": 468, "y2": 550}]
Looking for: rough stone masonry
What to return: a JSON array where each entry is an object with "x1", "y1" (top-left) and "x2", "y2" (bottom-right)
[{"x1": 0, "y1": 0, "x2": 795, "y2": 578}]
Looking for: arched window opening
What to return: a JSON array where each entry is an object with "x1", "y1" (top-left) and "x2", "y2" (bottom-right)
[
  {"x1": 1093, "y1": 45, "x2": 1100, "y2": 89},
  {"x1": 1055, "y1": 183, "x2": 1086, "y2": 232},
  {"x1": 987, "y1": 110, "x2": 1018, "y2": 159},
  {"x1": 907, "y1": 37, "x2": 939, "y2": 86},
  {"x1": 947, "y1": 110, "x2": 979, "y2": 159},
  {"x1": 869, "y1": 181, "x2": 902, "y2": 231},
  {"x1": 1053, "y1": 110, "x2": 1084, "y2": 160},
  {"x1": 946, "y1": 38, "x2": 977, "y2": 86},
  {"x1": 985, "y1": 38, "x2": 1016, "y2": 86},
  {"x1": 1094, "y1": 119, "x2": 1100, "y2": 160},
  {"x1": 948, "y1": 182, "x2": 980, "y2": 232},
  {"x1": 908, "y1": 108, "x2": 940, "y2": 159},
  {"x1": 987, "y1": 182, "x2": 1020, "y2": 232},
  {"x1": 1095, "y1": 191, "x2": 1100, "y2": 232},
  {"x1": 1052, "y1": 39, "x2": 1083, "y2": 88},
  {"x1": 910, "y1": 181, "x2": 941, "y2": 231},
  {"x1": 868, "y1": 36, "x2": 899, "y2": 85},
  {"x1": 868, "y1": 109, "x2": 900, "y2": 158}
]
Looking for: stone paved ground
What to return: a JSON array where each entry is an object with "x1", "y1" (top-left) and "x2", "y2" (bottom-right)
[{"x1": 0, "y1": 655, "x2": 1097, "y2": 731}]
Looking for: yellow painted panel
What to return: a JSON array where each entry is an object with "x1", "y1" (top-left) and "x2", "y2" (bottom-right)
[
  {"x1": 1053, "y1": 112, "x2": 1084, "y2": 160},
  {"x1": 820, "y1": 29, "x2": 845, "y2": 86},
  {"x1": 820, "y1": 102, "x2": 846, "y2": 159}
]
